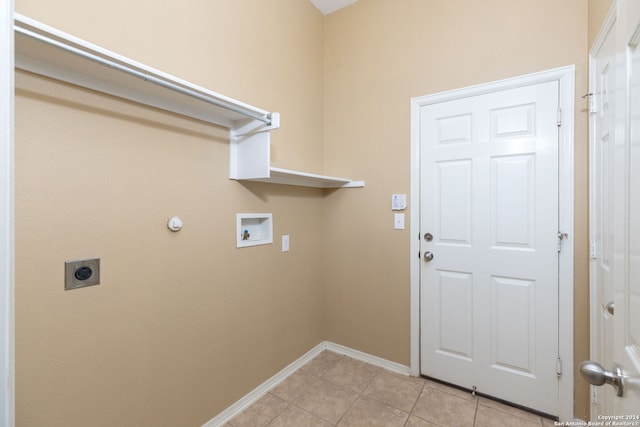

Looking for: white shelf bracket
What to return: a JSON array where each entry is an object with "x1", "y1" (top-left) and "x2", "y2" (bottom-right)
[{"x1": 231, "y1": 112, "x2": 280, "y2": 138}]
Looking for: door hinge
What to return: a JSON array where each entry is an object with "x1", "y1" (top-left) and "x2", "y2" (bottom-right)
[
  {"x1": 556, "y1": 357, "x2": 563, "y2": 377},
  {"x1": 583, "y1": 92, "x2": 597, "y2": 115},
  {"x1": 557, "y1": 108, "x2": 562, "y2": 127},
  {"x1": 557, "y1": 231, "x2": 568, "y2": 252},
  {"x1": 589, "y1": 94, "x2": 597, "y2": 114}
]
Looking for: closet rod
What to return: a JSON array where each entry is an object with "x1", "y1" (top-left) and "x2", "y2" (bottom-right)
[{"x1": 15, "y1": 26, "x2": 273, "y2": 126}]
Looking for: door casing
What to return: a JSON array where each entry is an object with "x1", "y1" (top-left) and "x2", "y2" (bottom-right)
[
  {"x1": 1, "y1": 0, "x2": 15, "y2": 426},
  {"x1": 409, "y1": 66, "x2": 575, "y2": 421}
]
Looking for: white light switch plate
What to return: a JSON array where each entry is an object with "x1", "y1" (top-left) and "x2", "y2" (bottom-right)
[
  {"x1": 394, "y1": 213, "x2": 405, "y2": 230},
  {"x1": 282, "y1": 235, "x2": 290, "y2": 252}
]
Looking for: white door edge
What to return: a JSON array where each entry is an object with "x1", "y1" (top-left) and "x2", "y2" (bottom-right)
[
  {"x1": 0, "y1": 2, "x2": 15, "y2": 427},
  {"x1": 588, "y1": 1, "x2": 617, "y2": 420},
  {"x1": 409, "y1": 65, "x2": 575, "y2": 421}
]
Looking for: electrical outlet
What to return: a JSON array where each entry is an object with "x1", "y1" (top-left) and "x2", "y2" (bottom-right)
[{"x1": 65, "y1": 258, "x2": 100, "y2": 290}]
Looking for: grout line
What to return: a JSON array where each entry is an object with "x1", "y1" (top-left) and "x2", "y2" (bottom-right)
[
  {"x1": 405, "y1": 380, "x2": 428, "y2": 424},
  {"x1": 291, "y1": 402, "x2": 338, "y2": 426},
  {"x1": 263, "y1": 399, "x2": 291, "y2": 427},
  {"x1": 472, "y1": 396, "x2": 479, "y2": 426},
  {"x1": 295, "y1": 403, "x2": 338, "y2": 426},
  {"x1": 333, "y1": 392, "x2": 361, "y2": 426}
]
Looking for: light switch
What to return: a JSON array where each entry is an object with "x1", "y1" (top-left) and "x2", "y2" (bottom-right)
[
  {"x1": 282, "y1": 235, "x2": 290, "y2": 252},
  {"x1": 394, "y1": 213, "x2": 405, "y2": 230}
]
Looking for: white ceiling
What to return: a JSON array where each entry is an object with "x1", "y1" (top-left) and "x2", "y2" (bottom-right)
[{"x1": 309, "y1": 0, "x2": 358, "y2": 15}]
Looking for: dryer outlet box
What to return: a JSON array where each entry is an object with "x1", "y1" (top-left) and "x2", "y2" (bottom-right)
[{"x1": 65, "y1": 258, "x2": 100, "y2": 290}]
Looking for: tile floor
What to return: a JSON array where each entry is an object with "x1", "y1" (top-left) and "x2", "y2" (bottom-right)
[{"x1": 224, "y1": 350, "x2": 557, "y2": 427}]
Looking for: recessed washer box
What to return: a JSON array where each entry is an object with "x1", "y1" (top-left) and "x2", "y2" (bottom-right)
[{"x1": 237, "y1": 213, "x2": 273, "y2": 248}]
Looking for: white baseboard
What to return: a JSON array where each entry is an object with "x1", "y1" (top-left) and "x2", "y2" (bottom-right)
[
  {"x1": 322, "y1": 342, "x2": 410, "y2": 376},
  {"x1": 203, "y1": 341, "x2": 410, "y2": 426}
]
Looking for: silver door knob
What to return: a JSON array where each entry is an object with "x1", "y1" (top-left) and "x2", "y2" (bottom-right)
[
  {"x1": 423, "y1": 251, "x2": 434, "y2": 262},
  {"x1": 579, "y1": 361, "x2": 624, "y2": 397},
  {"x1": 603, "y1": 301, "x2": 615, "y2": 315}
]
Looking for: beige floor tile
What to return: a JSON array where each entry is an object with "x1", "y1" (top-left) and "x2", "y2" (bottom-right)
[
  {"x1": 226, "y1": 356, "x2": 555, "y2": 427},
  {"x1": 272, "y1": 370, "x2": 319, "y2": 402},
  {"x1": 411, "y1": 386, "x2": 477, "y2": 427},
  {"x1": 301, "y1": 351, "x2": 344, "y2": 377},
  {"x1": 404, "y1": 415, "x2": 439, "y2": 427},
  {"x1": 294, "y1": 378, "x2": 359, "y2": 424},
  {"x1": 228, "y1": 393, "x2": 288, "y2": 427},
  {"x1": 477, "y1": 397, "x2": 543, "y2": 425},
  {"x1": 423, "y1": 378, "x2": 477, "y2": 402},
  {"x1": 322, "y1": 356, "x2": 380, "y2": 393},
  {"x1": 268, "y1": 405, "x2": 333, "y2": 427},
  {"x1": 337, "y1": 396, "x2": 408, "y2": 427},
  {"x1": 363, "y1": 371, "x2": 425, "y2": 412},
  {"x1": 475, "y1": 404, "x2": 542, "y2": 427}
]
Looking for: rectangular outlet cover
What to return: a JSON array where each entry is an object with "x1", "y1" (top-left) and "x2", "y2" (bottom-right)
[
  {"x1": 65, "y1": 258, "x2": 100, "y2": 290},
  {"x1": 282, "y1": 235, "x2": 290, "y2": 252}
]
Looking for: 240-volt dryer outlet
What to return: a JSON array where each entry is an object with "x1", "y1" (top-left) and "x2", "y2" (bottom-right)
[{"x1": 65, "y1": 258, "x2": 100, "y2": 290}]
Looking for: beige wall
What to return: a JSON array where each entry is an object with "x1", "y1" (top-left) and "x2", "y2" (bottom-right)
[
  {"x1": 589, "y1": 0, "x2": 615, "y2": 48},
  {"x1": 15, "y1": 1, "x2": 325, "y2": 426},
  {"x1": 15, "y1": 0, "x2": 597, "y2": 424},
  {"x1": 322, "y1": 0, "x2": 590, "y2": 420}
]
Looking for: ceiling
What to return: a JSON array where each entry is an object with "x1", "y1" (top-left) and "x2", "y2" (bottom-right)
[{"x1": 309, "y1": 0, "x2": 358, "y2": 15}]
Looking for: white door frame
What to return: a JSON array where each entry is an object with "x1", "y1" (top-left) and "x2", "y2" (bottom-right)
[
  {"x1": 410, "y1": 66, "x2": 575, "y2": 421},
  {"x1": 588, "y1": 2, "x2": 617, "y2": 420},
  {"x1": 0, "y1": 1, "x2": 14, "y2": 427}
]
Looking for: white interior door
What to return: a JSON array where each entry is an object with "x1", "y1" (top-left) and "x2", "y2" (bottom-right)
[
  {"x1": 583, "y1": 0, "x2": 640, "y2": 417},
  {"x1": 419, "y1": 81, "x2": 561, "y2": 416},
  {"x1": 589, "y1": 8, "x2": 617, "y2": 418},
  {"x1": 614, "y1": 0, "x2": 640, "y2": 414}
]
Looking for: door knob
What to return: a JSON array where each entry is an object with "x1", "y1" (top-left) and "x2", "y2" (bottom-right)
[
  {"x1": 603, "y1": 301, "x2": 615, "y2": 315},
  {"x1": 579, "y1": 361, "x2": 624, "y2": 397},
  {"x1": 423, "y1": 251, "x2": 434, "y2": 262}
]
